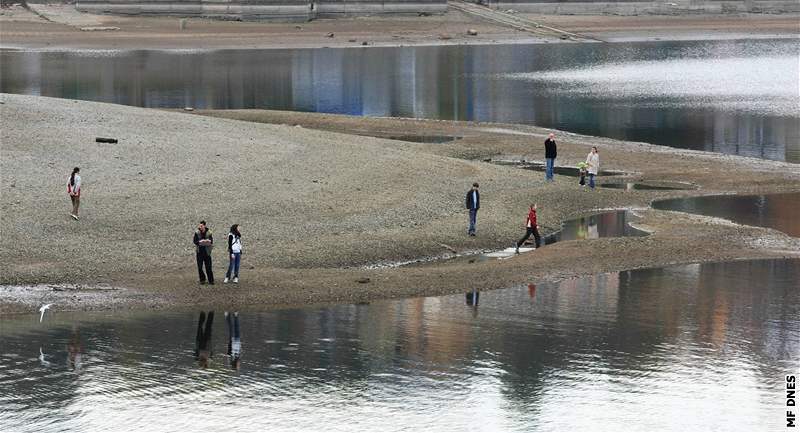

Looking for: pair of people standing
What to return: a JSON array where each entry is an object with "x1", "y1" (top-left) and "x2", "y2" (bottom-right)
[
  {"x1": 193, "y1": 221, "x2": 243, "y2": 285},
  {"x1": 543, "y1": 135, "x2": 601, "y2": 189}
]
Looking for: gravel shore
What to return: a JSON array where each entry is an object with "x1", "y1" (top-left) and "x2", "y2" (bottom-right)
[{"x1": 1, "y1": 94, "x2": 798, "y2": 314}]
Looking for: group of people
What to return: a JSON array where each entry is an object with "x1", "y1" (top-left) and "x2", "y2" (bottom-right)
[
  {"x1": 545, "y1": 133, "x2": 601, "y2": 188},
  {"x1": 193, "y1": 221, "x2": 244, "y2": 285},
  {"x1": 67, "y1": 132, "x2": 599, "y2": 284},
  {"x1": 465, "y1": 133, "x2": 601, "y2": 253}
]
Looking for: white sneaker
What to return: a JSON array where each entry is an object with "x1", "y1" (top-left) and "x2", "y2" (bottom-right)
[
  {"x1": 233, "y1": 277, "x2": 239, "y2": 284},
  {"x1": 70, "y1": 214, "x2": 78, "y2": 220},
  {"x1": 223, "y1": 277, "x2": 229, "y2": 283}
]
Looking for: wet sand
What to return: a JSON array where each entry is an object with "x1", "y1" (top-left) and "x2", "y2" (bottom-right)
[
  {"x1": 1, "y1": 5, "x2": 797, "y2": 50},
  {"x1": 1, "y1": 94, "x2": 798, "y2": 314}
]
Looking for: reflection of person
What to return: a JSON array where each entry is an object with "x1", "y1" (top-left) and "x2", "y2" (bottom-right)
[
  {"x1": 466, "y1": 289, "x2": 480, "y2": 306},
  {"x1": 576, "y1": 217, "x2": 588, "y2": 240},
  {"x1": 585, "y1": 147, "x2": 600, "y2": 189},
  {"x1": 544, "y1": 133, "x2": 557, "y2": 182},
  {"x1": 465, "y1": 183, "x2": 480, "y2": 236},
  {"x1": 67, "y1": 325, "x2": 82, "y2": 372},
  {"x1": 67, "y1": 167, "x2": 81, "y2": 220},
  {"x1": 224, "y1": 224, "x2": 242, "y2": 284},
  {"x1": 195, "y1": 311, "x2": 214, "y2": 368},
  {"x1": 516, "y1": 204, "x2": 541, "y2": 254},
  {"x1": 528, "y1": 283, "x2": 536, "y2": 299},
  {"x1": 225, "y1": 312, "x2": 241, "y2": 370},
  {"x1": 587, "y1": 215, "x2": 599, "y2": 239},
  {"x1": 193, "y1": 221, "x2": 215, "y2": 285}
]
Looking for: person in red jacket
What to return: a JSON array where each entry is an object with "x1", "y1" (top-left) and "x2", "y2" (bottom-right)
[{"x1": 515, "y1": 203, "x2": 541, "y2": 254}]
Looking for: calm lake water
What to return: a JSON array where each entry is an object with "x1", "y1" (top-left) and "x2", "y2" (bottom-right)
[
  {"x1": 1, "y1": 258, "x2": 798, "y2": 431},
  {"x1": 1, "y1": 38, "x2": 798, "y2": 162},
  {"x1": 653, "y1": 192, "x2": 800, "y2": 237}
]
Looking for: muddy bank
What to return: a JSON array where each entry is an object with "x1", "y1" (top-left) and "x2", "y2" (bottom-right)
[
  {"x1": 1, "y1": 94, "x2": 798, "y2": 314},
  {"x1": 1, "y1": 5, "x2": 797, "y2": 50}
]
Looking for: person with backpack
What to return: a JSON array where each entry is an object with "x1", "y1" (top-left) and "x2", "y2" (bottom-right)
[
  {"x1": 67, "y1": 167, "x2": 81, "y2": 220},
  {"x1": 515, "y1": 203, "x2": 541, "y2": 254},
  {"x1": 224, "y1": 224, "x2": 242, "y2": 284},
  {"x1": 193, "y1": 221, "x2": 214, "y2": 285}
]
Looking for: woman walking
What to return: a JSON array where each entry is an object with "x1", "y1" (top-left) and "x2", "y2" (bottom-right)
[
  {"x1": 585, "y1": 147, "x2": 600, "y2": 189},
  {"x1": 224, "y1": 224, "x2": 242, "y2": 284},
  {"x1": 515, "y1": 203, "x2": 541, "y2": 254},
  {"x1": 67, "y1": 167, "x2": 81, "y2": 220}
]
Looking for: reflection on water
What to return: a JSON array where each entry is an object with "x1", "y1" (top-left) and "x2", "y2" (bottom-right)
[
  {"x1": 2, "y1": 259, "x2": 796, "y2": 431},
  {"x1": 599, "y1": 182, "x2": 696, "y2": 191},
  {"x1": 653, "y1": 192, "x2": 800, "y2": 237},
  {"x1": 544, "y1": 210, "x2": 646, "y2": 245},
  {"x1": 1, "y1": 38, "x2": 797, "y2": 162}
]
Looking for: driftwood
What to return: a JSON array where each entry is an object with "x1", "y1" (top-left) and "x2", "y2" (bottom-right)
[{"x1": 95, "y1": 137, "x2": 118, "y2": 143}]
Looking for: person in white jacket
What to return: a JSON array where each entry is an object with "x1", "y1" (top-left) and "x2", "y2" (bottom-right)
[
  {"x1": 585, "y1": 147, "x2": 600, "y2": 189},
  {"x1": 67, "y1": 167, "x2": 81, "y2": 220}
]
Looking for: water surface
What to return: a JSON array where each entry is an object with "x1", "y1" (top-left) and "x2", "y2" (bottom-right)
[
  {"x1": 2, "y1": 258, "x2": 797, "y2": 431},
  {"x1": 653, "y1": 192, "x2": 800, "y2": 237},
  {"x1": 1, "y1": 38, "x2": 797, "y2": 162}
]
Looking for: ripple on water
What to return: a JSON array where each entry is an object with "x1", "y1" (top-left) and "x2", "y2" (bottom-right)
[{"x1": 0, "y1": 259, "x2": 798, "y2": 431}]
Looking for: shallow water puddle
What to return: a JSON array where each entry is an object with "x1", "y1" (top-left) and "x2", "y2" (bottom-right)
[{"x1": 653, "y1": 192, "x2": 800, "y2": 237}]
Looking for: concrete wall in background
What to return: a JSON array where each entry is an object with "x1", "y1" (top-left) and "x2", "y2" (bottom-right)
[
  {"x1": 482, "y1": 0, "x2": 800, "y2": 14},
  {"x1": 75, "y1": 0, "x2": 448, "y2": 20}
]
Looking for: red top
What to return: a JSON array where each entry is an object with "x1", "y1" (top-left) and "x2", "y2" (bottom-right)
[{"x1": 526, "y1": 209, "x2": 537, "y2": 228}]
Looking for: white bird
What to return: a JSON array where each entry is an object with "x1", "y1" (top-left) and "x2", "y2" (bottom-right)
[
  {"x1": 39, "y1": 304, "x2": 52, "y2": 323},
  {"x1": 39, "y1": 347, "x2": 51, "y2": 367}
]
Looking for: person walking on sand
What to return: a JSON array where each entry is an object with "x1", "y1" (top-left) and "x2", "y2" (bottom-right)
[
  {"x1": 515, "y1": 203, "x2": 541, "y2": 254},
  {"x1": 465, "y1": 182, "x2": 480, "y2": 236},
  {"x1": 193, "y1": 221, "x2": 215, "y2": 285},
  {"x1": 544, "y1": 133, "x2": 557, "y2": 182},
  {"x1": 224, "y1": 224, "x2": 242, "y2": 284},
  {"x1": 67, "y1": 167, "x2": 81, "y2": 220},
  {"x1": 585, "y1": 146, "x2": 600, "y2": 190}
]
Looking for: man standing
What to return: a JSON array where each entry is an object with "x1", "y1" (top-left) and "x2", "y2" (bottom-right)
[
  {"x1": 465, "y1": 182, "x2": 480, "y2": 236},
  {"x1": 544, "y1": 133, "x2": 557, "y2": 182},
  {"x1": 193, "y1": 220, "x2": 215, "y2": 285}
]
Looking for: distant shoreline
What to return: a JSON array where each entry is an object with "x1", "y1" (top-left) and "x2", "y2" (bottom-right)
[{"x1": 1, "y1": 5, "x2": 798, "y2": 50}]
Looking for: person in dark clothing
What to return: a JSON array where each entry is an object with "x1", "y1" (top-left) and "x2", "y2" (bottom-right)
[
  {"x1": 466, "y1": 289, "x2": 480, "y2": 306},
  {"x1": 465, "y1": 182, "x2": 480, "y2": 236},
  {"x1": 194, "y1": 311, "x2": 214, "y2": 368},
  {"x1": 193, "y1": 221, "x2": 214, "y2": 285},
  {"x1": 544, "y1": 133, "x2": 557, "y2": 182},
  {"x1": 225, "y1": 311, "x2": 242, "y2": 370},
  {"x1": 515, "y1": 203, "x2": 542, "y2": 254}
]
